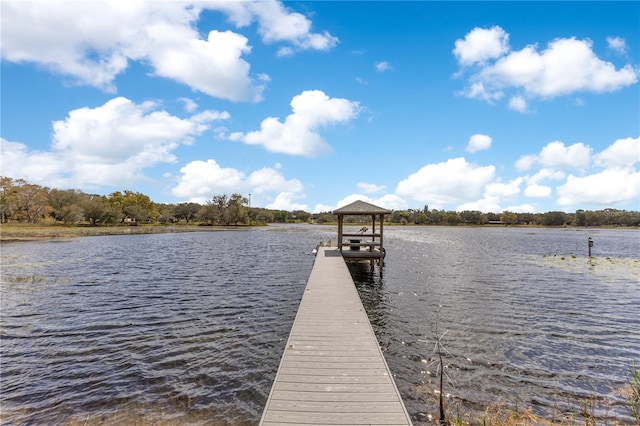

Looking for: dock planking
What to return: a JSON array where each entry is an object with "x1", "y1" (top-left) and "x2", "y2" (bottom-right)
[{"x1": 260, "y1": 247, "x2": 412, "y2": 426}]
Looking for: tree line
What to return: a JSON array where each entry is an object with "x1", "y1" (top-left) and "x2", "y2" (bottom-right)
[
  {"x1": 313, "y1": 206, "x2": 640, "y2": 227},
  {"x1": 0, "y1": 177, "x2": 309, "y2": 226},
  {"x1": 1, "y1": 176, "x2": 637, "y2": 227}
]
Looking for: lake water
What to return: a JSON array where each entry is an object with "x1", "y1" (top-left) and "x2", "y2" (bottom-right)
[{"x1": 1, "y1": 225, "x2": 639, "y2": 424}]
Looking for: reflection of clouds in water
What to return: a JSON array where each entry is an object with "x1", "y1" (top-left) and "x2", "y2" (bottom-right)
[{"x1": 533, "y1": 255, "x2": 640, "y2": 283}]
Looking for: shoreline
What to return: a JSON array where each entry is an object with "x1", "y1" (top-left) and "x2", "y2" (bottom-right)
[
  {"x1": 0, "y1": 224, "x2": 237, "y2": 242},
  {"x1": 2, "y1": 222, "x2": 638, "y2": 243}
]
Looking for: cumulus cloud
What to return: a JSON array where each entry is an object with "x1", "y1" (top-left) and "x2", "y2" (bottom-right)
[
  {"x1": 1, "y1": 1, "x2": 336, "y2": 99},
  {"x1": 526, "y1": 168, "x2": 566, "y2": 185},
  {"x1": 1, "y1": 139, "x2": 67, "y2": 186},
  {"x1": 485, "y1": 178, "x2": 522, "y2": 198},
  {"x1": 508, "y1": 95, "x2": 528, "y2": 112},
  {"x1": 218, "y1": 1, "x2": 338, "y2": 52},
  {"x1": 516, "y1": 141, "x2": 592, "y2": 172},
  {"x1": 375, "y1": 61, "x2": 392, "y2": 72},
  {"x1": 357, "y1": 182, "x2": 386, "y2": 193},
  {"x1": 0, "y1": 97, "x2": 228, "y2": 189},
  {"x1": 607, "y1": 36, "x2": 628, "y2": 55},
  {"x1": 396, "y1": 157, "x2": 495, "y2": 208},
  {"x1": 314, "y1": 193, "x2": 407, "y2": 214},
  {"x1": 514, "y1": 136, "x2": 640, "y2": 209},
  {"x1": 557, "y1": 169, "x2": 640, "y2": 207},
  {"x1": 593, "y1": 136, "x2": 640, "y2": 169},
  {"x1": 172, "y1": 159, "x2": 306, "y2": 208},
  {"x1": 454, "y1": 28, "x2": 639, "y2": 110},
  {"x1": 456, "y1": 177, "x2": 522, "y2": 212},
  {"x1": 228, "y1": 90, "x2": 360, "y2": 156},
  {"x1": 524, "y1": 184, "x2": 553, "y2": 198},
  {"x1": 267, "y1": 192, "x2": 307, "y2": 211},
  {"x1": 515, "y1": 154, "x2": 538, "y2": 172},
  {"x1": 466, "y1": 133, "x2": 492, "y2": 153},
  {"x1": 453, "y1": 26, "x2": 510, "y2": 66},
  {"x1": 179, "y1": 97, "x2": 198, "y2": 113},
  {"x1": 538, "y1": 141, "x2": 592, "y2": 170},
  {"x1": 504, "y1": 204, "x2": 537, "y2": 214}
]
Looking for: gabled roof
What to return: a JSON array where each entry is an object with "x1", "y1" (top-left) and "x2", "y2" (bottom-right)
[{"x1": 332, "y1": 200, "x2": 391, "y2": 215}]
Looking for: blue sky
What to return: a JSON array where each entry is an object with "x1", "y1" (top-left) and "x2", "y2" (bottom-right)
[{"x1": 1, "y1": 1, "x2": 639, "y2": 213}]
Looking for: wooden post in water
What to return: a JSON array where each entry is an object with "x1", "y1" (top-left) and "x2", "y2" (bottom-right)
[{"x1": 588, "y1": 237, "x2": 593, "y2": 257}]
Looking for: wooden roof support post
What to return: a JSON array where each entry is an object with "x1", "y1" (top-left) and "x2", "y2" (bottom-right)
[
  {"x1": 338, "y1": 214, "x2": 343, "y2": 251},
  {"x1": 379, "y1": 213, "x2": 384, "y2": 253}
]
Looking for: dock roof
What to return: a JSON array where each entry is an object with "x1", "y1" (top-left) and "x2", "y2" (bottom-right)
[{"x1": 332, "y1": 200, "x2": 391, "y2": 215}]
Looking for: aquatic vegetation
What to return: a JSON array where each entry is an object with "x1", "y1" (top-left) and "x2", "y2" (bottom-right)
[
  {"x1": 630, "y1": 361, "x2": 640, "y2": 422},
  {"x1": 535, "y1": 255, "x2": 640, "y2": 282}
]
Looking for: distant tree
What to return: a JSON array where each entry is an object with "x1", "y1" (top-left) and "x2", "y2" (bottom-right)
[
  {"x1": 109, "y1": 190, "x2": 159, "y2": 223},
  {"x1": 254, "y1": 208, "x2": 274, "y2": 224},
  {"x1": 197, "y1": 202, "x2": 217, "y2": 225},
  {"x1": 292, "y1": 210, "x2": 311, "y2": 222},
  {"x1": 429, "y1": 209, "x2": 444, "y2": 224},
  {"x1": 48, "y1": 188, "x2": 86, "y2": 223},
  {"x1": 156, "y1": 203, "x2": 177, "y2": 224},
  {"x1": 459, "y1": 210, "x2": 483, "y2": 225},
  {"x1": 14, "y1": 181, "x2": 50, "y2": 223},
  {"x1": 0, "y1": 176, "x2": 19, "y2": 222},
  {"x1": 174, "y1": 202, "x2": 200, "y2": 223},
  {"x1": 500, "y1": 211, "x2": 518, "y2": 225},
  {"x1": 224, "y1": 193, "x2": 248, "y2": 225},
  {"x1": 314, "y1": 212, "x2": 335, "y2": 223},
  {"x1": 414, "y1": 212, "x2": 429, "y2": 225},
  {"x1": 272, "y1": 210, "x2": 288, "y2": 223},
  {"x1": 210, "y1": 195, "x2": 228, "y2": 224},
  {"x1": 83, "y1": 195, "x2": 118, "y2": 225},
  {"x1": 517, "y1": 212, "x2": 536, "y2": 225},
  {"x1": 543, "y1": 211, "x2": 567, "y2": 226},
  {"x1": 444, "y1": 211, "x2": 460, "y2": 225}
]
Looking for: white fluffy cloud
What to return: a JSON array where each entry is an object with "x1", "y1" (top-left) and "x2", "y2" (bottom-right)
[
  {"x1": 453, "y1": 26, "x2": 510, "y2": 66},
  {"x1": 0, "y1": 97, "x2": 227, "y2": 189},
  {"x1": 172, "y1": 159, "x2": 306, "y2": 208},
  {"x1": 456, "y1": 177, "x2": 522, "y2": 212},
  {"x1": 593, "y1": 136, "x2": 640, "y2": 169},
  {"x1": 557, "y1": 169, "x2": 640, "y2": 207},
  {"x1": 1, "y1": 139, "x2": 67, "y2": 186},
  {"x1": 516, "y1": 141, "x2": 592, "y2": 171},
  {"x1": 216, "y1": 1, "x2": 338, "y2": 53},
  {"x1": 515, "y1": 136, "x2": 640, "y2": 209},
  {"x1": 395, "y1": 157, "x2": 495, "y2": 207},
  {"x1": 314, "y1": 193, "x2": 407, "y2": 214},
  {"x1": 524, "y1": 184, "x2": 553, "y2": 198},
  {"x1": 466, "y1": 134, "x2": 492, "y2": 153},
  {"x1": 229, "y1": 90, "x2": 360, "y2": 156},
  {"x1": 538, "y1": 141, "x2": 592, "y2": 170},
  {"x1": 606, "y1": 36, "x2": 628, "y2": 55},
  {"x1": 454, "y1": 28, "x2": 639, "y2": 110},
  {"x1": 375, "y1": 61, "x2": 392, "y2": 72},
  {"x1": 1, "y1": 1, "x2": 336, "y2": 100},
  {"x1": 357, "y1": 182, "x2": 386, "y2": 194}
]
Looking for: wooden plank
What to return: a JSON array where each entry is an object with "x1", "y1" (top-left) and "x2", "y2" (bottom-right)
[
  {"x1": 260, "y1": 247, "x2": 411, "y2": 425},
  {"x1": 268, "y1": 390, "x2": 402, "y2": 402},
  {"x1": 271, "y1": 381, "x2": 398, "y2": 393},
  {"x1": 266, "y1": 400, "x2": 406, "y2": 413},
  {"x1": 262, "y1": 411, "x2": 410, "y2": 425},
  {"x1": 275, "y1": 374, "x2": 393, "y2": 385}
]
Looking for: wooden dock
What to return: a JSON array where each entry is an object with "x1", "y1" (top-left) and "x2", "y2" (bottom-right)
[{"x1": 260, "y1": 247, "x2": 412, "y2": 425}]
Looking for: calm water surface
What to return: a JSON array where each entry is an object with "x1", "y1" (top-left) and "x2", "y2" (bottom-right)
[{"x1": 1, "y1": 225, "x2": 639, "y2": 424}]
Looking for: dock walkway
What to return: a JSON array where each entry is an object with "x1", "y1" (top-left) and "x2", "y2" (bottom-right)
[{"x1": 260, "y1": 247, "x2": 412, "y2": 425}]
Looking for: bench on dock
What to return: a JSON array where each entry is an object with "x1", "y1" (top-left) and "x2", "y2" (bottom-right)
[{"x1": 334, "y1": 200, "x2": 391, "y2": 266}]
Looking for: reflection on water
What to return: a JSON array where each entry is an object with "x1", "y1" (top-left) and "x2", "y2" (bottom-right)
[
  {"x1": 350, "y1": 226, "x2": 640, "y2": 424},
  {"x1": 1, "y1": 227, "x2": 330, "y2": 425},
  {"x1": 1, "y1": 225, "x2": 639, "y2": 424}
]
